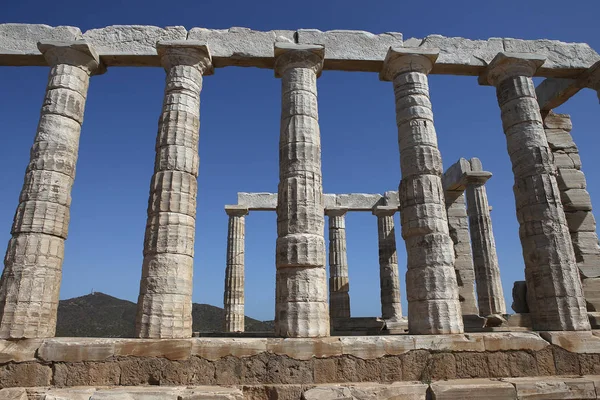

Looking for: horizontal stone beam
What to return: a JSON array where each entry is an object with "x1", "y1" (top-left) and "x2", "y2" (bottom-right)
[
  {"x1": 235, "y1": 192, "x2": 399, "y2": 212},
  {"x1": 1, "y1": 24, "x2": 599, "y2": 77},
  {"x1": 536, "y1": 60, "x2": 600, "y2": 111}
]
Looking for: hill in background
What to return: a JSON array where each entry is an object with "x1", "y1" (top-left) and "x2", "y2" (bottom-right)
[{"x1": 56, "y1": 292, "x2": 273, "y2": 337}]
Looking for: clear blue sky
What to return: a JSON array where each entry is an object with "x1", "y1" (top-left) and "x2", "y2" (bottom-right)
[{"x1": 1, "y1": 0, "x2": 599, "y2": 322}]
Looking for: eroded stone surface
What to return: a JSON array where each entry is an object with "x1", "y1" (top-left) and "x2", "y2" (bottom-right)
[
  {"x1": 274, "y1": 44, "x2": 329, "y2": 338},
  {"x1": 431, "y1": 379, "x2": 516, "y2": 399},
  {"x1": 224, "y1": 206, "x2": 249, "y2": 332},
  {"x1": 302, "y1": 382, "x2": 427, "y2": 400}
]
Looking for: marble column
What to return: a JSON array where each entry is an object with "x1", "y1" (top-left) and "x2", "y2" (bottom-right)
[
  {"x1": 481, "y1": 52, "x2": 589, "y2": 331},
  {"x1": 0, "y1": 41, "x2": 103, "y2": 339},
  {"x1": 373, "y1": 206, "x2": 403, "y2": 320},
  {"x1": 135, "y1": 41, "x2": 212, "y2": 339},
  {"x1": 274, "y1": 43, "x2": 329, "y2": 338},
  {"x1": 381, "y1": 48, "x2": 463, "y2": 334},
  {"x1": 326, "y1": 208, "x2": 350, "y2": 319},
  {"x1": 464, "y1": 158, "x2": 506, "y2": 316},
  {"x1": 223, "y1": 206, "x2": 248, "y2": 333},
  {"x1": 445, "y1": 191, "x2": 479, "y2": 315}
]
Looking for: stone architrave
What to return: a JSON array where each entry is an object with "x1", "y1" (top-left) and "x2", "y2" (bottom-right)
[
  {"x1": 464, "y1": 158, "x2": 506, "y2": 316},
  {"x1": 135, "y1": 41, "x2": 212, "y2": 339},
  {"x1": 223, "y1": 206, "x2": 249, "y2": 333},
  {"x1": 0, "y1": 41, "x2": 103, "y2": 339},
  {"x1": 274, "y1": 43, "x2": 329, "y2": 338},
  {"x1": 481, "y1": 52, "x2": 590, "y2": 331},
  {"x1": 381, "y1": 47, "x2": 464, "y2": 334},
  {"x1": 445, "y1": 190, "x2": 479, "y2": 316},
  {"x1": 372, "y1": 206, "x2": 403, "y2": 320},
  {"x1": 325, "y1": 208, "x2": 350, "y2": 319}
]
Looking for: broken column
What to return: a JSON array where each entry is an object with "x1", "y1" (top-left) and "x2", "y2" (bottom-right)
[
  {"x1": 0, "y1": 41, "x2": 103, "y2": 339},
  {"x1": 464, "y1": 157, "x2": 506, "y2": 317},
  {"x1": 373, "y1": 206, "x2": 403, "y2": 320},
  {"x1": 381, "y1": 48, "x2": 464, "y2": 334},
  {"x1": 274, "y1": 43, "x2": 329, "y2": 337},
  {"x1": 135, "y1": 41, "x2": 212, "y2": 338},
  {"x1": 223, "y1": 206, "x2": 248, "y2": 333},
  {"x1": 481, "y1": 52, "x2": 589, "y2": 331},
  {"x1": 543, "y1": 111, "x2": 600, "y2": 320},
  {"x1": 443, "y1": 159, "x2": 479, "y2": 316},
  {"x1": 326, "y1": 208, "x2": 351, "y2": 319}
]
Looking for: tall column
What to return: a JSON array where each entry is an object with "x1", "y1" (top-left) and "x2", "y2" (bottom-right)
[
  {"x1": 135, "y1": 41, "x2": 212, "y2": 339},
  {"x1": 0, "y1": 41, "x2": 102, "y2": 339},
  {"x1": 274, "y1": 43, "x2": 329, "y2": 338},
  {"x1": 223, "y1": 206, "x2": 248, "y2": 333},
  {"x1": 481, "y1": 52, "x2": 589, "y2": 331},
  {"x1": 381, "y1": 48, "x2": 463, "y2": 334},
  {"x1": 373, "y1": 206, "x2": 403, "y2": 320},
  {"x1": 445, "y1": 191, "x2": 479, "y2": 315},
  {"x1": 464, "y1": 158, "x2": 506, "y2": 316},
  {"x1": 326, "y1": 208, "x2": 350, "y2": 319}
]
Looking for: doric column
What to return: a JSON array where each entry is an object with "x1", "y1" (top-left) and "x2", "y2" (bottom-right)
[
  {"x1": 326, "y1": 208, "x2": 350, "y2": 319},
  {"x1": 135, "y1": 41, "x2": 212, "y2": 339},
  {"x1": 381, "y1": 48, "x2": 463, "y2": 334},
  {"x1": 274, "y1": 43, "x2": 329, "y2": 338},
  {"x1": 464, "y1": 158, "x2": 506, "y2": 316},
  {"x1": 223, "y1": 206, "x2": 248, "y2": 333},
  {"x1": 0, "y1": 41, "x2": 102, "y2": 339},
  {"x1": 481, "y1": 52, "x2": 589, "y2": 331},
  {"x1": 373, "y1": 206, "x2": 403, "y2": 320},
  {"x1": 445, "y1": 191, "x2": 479, "y2": 315}
]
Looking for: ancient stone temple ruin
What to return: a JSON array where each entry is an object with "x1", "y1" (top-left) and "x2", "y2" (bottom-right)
[{"x1": 1, "y1": 23, "x2": 600, "y2": 399}]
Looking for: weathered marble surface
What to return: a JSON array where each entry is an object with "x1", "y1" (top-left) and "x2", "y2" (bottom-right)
[
  {"x1": 543, "y1": 112, "x2": 600, "y2": 315},
  {"x1": 482, "y1": 53, "x2": 590, "y2": 331},
  {"x1": 373, "y1": 206, "x2": 403, "y2": 320},
  {"x1": 382, "y1": 47, "x2": 463, "y2": 334},
  {"x1": 135, "y1": 41, "x2": 212, "y2": 339},
  {"x1": 236, "y1": 192, "x2": 395, "y2": 211},
  {"x1": 1, "y1": 24, "x2": 599, "y2": 77},
  {"x1": 274, "y1": 43, "x2": 329, "y2": 337},
  {"x1": 223, "y1": 206, "x2": 248, "y2": 333},
  {"x1": 0, "y1": 41, "x2": 102, "y2": 339},
  {"x1": 326, "y1": 208, "x2": 351, "y2": 319},
  {"x1": 464, "y1": 158, "x2": 506, "y2": 317}
]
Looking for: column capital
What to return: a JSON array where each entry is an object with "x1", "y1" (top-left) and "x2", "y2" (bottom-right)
[
  {"x1": 325, "y1": 207, "x2": 348, "y2": 217},
  {"x1": 274, "y1": 43, "x2": 324, "y2": 78},
  {"x1": 464, "y1": 171, "x2": 492, "y2": 186},
  {"x1": 225, "y1": 205, "x2": 249, "y2": 217},
  {"x1": 37, "y1": 40, "x2": 104, "y2": 75},
  {"x1": 379, "y1": 47, "x2": 439, "y2": 81},
  {"x1": 479, "y1": 52, "x2": 546, "y2": 87},
  {"x1": 372, "y1": 205, "x2": 398, "y2": 217},
  {"x1": 157, "y1": 40, "x2": 213, "y2": 75}
]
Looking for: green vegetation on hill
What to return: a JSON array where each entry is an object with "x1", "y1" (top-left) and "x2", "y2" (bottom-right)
[{"x1": 55, "y1": 292, "x2": 272, "y2": 337}]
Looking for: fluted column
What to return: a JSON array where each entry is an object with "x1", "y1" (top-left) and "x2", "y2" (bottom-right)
[
  {"x1": 135, "y1": 41, "x2": 212, "y2": 339},
  {"x1": 464, "y1": 158, "x2": 506, "y2": 316},
  {"x1": 223, "y1": 206, "x2": 248, "y2": 332},
  {"x1": 326, "y1": 208, "x2": 350, "y2": 319},
  {"x1": 381, "y1": 48, "x2": 463, "y2": 334},
  {"x1": 481, "y1": 52, "x2": 589, "y2": 331},
  {"x1": 0, "y1": 41, "x2": 102, "y2": 339},
  {"x1": 373, "y1": 206, "x2": 403, "y2": 320},
  {"x1": 445, "y1": 191, "x2": 479, "y2": 315},
  {"x1": 274, "y1": 43, "x2": 329, "y2": 338}
]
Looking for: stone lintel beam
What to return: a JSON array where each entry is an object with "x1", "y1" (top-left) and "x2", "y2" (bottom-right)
[
  {"x1": 236, "y1": 192, "x2": 393, "y2": 212},
  {"x1": 536, "y1": 60, "x2": 600, "y2": 111},
  {"x1": 2, "y1": 24, "x2": 598, "y2": 77},
  {"x1": 225, "y1": 205, "x2": 249, "y2": 217}
]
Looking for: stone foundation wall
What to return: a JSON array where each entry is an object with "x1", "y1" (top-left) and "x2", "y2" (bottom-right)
[{"x1": 2, "y1": 332, "x2": 600, "y2": 392}]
